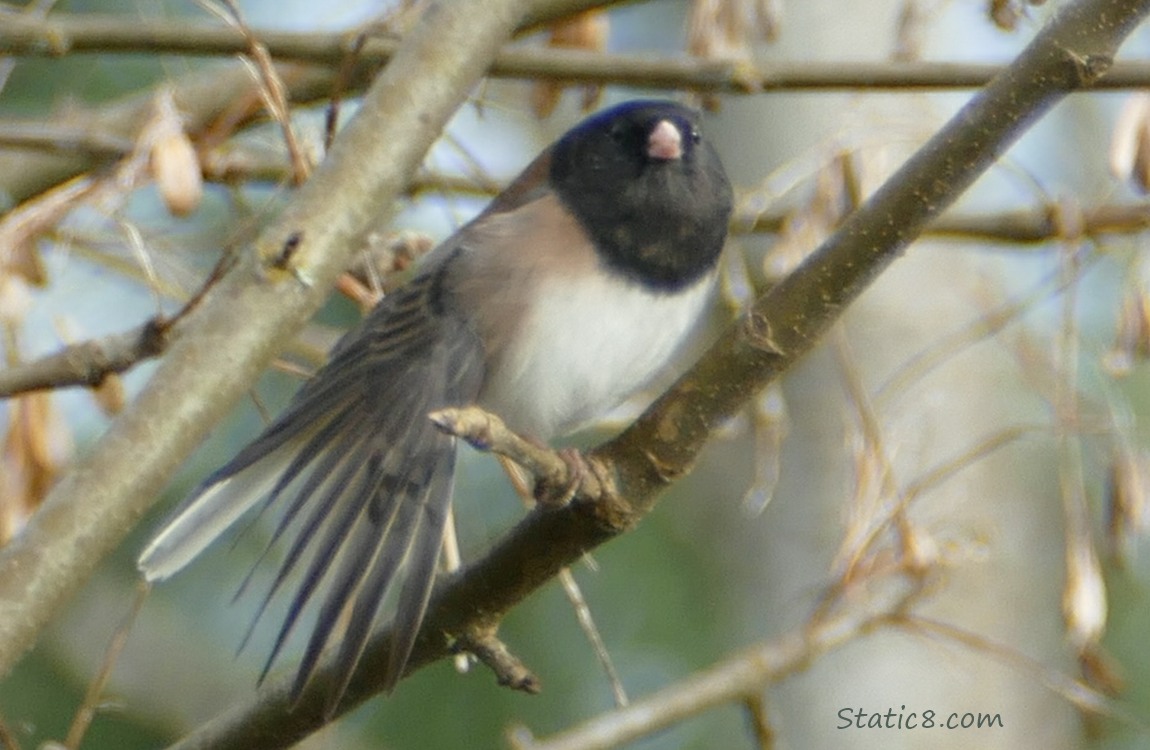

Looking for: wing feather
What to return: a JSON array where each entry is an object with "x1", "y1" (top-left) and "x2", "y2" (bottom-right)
[{"x1": 138, "y1": 249, "x2": 485, "y2": 707}]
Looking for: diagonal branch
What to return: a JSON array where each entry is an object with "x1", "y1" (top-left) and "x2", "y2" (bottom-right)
[{"x1": 157, "y1": 1, "x2": 1150, "y2": 749}]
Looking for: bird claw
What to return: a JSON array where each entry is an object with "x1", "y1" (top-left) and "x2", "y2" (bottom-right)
[{"x1": 534, "y1": 448, "x2": 610, "y2": 507}]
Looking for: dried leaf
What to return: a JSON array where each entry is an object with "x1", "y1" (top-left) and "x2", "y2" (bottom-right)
[
  {"x1": 531, "y1": 10, "x2": 609, "y2": 119},
  {"x1": 893, "y1": 0, "x2": 927, "y2": 62},
  {"x1": 91, "y1": 372, "x2": 126, "y2": 416},
  {"x1": 149, "y1": 90, "x2": 203, "y2": 217},
  {"x1": 1062, "y1": 538, "x2": 1107, "y2": 650},
  {"x1": 989, "y1": 0, "x2": 1021, "y2": 31},
  {"x1": 1, "y1": 391, "x2": 72, "y2": 542},
  {"x1": 1110, "y1": 93, "x2": 1150, "y2": 193},
  {"x1": 1105, "y1": 449, "x2": 1150, "y2": 563},
  {"x1": 688, "y1": 0, "x2": 780, "y2": 61},
  {"x1": 741, "y1": 384, "x2": 788, "y2": 514},
  {"x1": 1103, "y1": 256, "x2": 1150, "y2": 376}
]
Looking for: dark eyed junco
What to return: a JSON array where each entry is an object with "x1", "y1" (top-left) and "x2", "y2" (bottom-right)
[{"x1": 138, "y1": 99, "x2": 733, "y2": 708}]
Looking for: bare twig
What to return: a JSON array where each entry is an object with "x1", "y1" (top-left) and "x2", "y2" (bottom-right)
[
  {"x1": 509, "y1": 568, "x2": 921, "y2": 750},
  {"x1": 0, "y1": 121, "x2": 133, "y2": 156},
  {"x1": 0, "y1": 242, "x2": 235, "y2": 399},
  {"x1": 557, "y1": 570, "x2": 629, "y2": 707},
  {"x1": 498, "y1": 457, "x2": 629, "y2": 707},
  {"x1": 4, "y1": 108, "x2": 1149, "y2": 248},
  {"x1": 62, "y1": 581, "x2": 150, "y2": 750},
  {"x1": 202, "y1": 0, "x2": 312, "y2": 184},
  {"x1": 454, "y1": 628, "x2": 541, "y2": 693},
  {"x1": 323, "y1": 31, "x2": 369, "y2": 153},
  {"x1": 896, "y1": 615, "x2": 1138, "y2": 722},
  {"x1": 0, "y1": 318, "x2": 167, "y2": 397},
  {"x1": 742, "y1": 694, "x2": 774, "y2": 750}
]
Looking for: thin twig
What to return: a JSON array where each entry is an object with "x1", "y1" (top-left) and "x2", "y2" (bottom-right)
[
  {"x1": 874, "y1": 245, "x2": 1102, "y2": 403},
  {"x1": 0, "y1": 121, "x2": 133, "y2": 156},
  {"x1": 0, "y1": 319, "x2": 167, "y2": 397},
  {"x1": 63, "y1": 582, "x2": 150, "y2": 750},
  {"x1": 895, "y1": 615, "x2": 1140, "y2": 723},
  {"x1": 203, "y1": 0, "x2": 311, "y2": 184},
  {"x1": 454, "y1": 628, "x2": 540, "y2": 693},
  {"x1": 324, "y1": 31, "x2": 369, "y2": 153},
  {"x1": 742, "y1": 693, "x2": 775, "y2": 750},
  {"x1": 3, "y1": 111, "x2": 1149, "y2": 247},
  {"x1": 499, "y1": 456, "x2": 629, "y2": 708},
  {"x1": 10, "y1": 14, "x2": 1150, "y2": 92},
  {"x1": 0, "y1": 244, "x2": 234, "y2": 398},
  {"x1": 559, "y1": 569, "x2": 629, "y2": 707},
  {"x1": 510, "y1": 568, "x2": 922, "y2": 750}
]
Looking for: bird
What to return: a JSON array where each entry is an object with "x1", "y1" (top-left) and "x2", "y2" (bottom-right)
[{"x1": 137, "y1": 98, "x2": 734, "y2": 711}]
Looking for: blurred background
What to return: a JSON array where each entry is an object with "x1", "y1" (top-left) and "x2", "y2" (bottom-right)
[{"x1": 2, "y1": 0, "x2": 1150, "y2": 748}]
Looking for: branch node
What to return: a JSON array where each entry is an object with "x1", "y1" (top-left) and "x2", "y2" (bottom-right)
[
  {"x1": 455, "y1": 627, "x2": 540, "y2": 694},
  {"x1": 270, "y1": 230, "x2": 303, "y2": 270},
  {"x1": 640, "y1": 447, "x2": 687, "y2": 485},
  {"x1": 742, "y1": 309, "x2": 784, "y2": 355},
  {"x1": 1070, "y1": 50, "x2": 1113, "y2": 86}
]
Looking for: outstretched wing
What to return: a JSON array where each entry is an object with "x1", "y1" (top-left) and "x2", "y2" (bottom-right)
[{"x1": 138, "y1": 250, "x2": 485, "y2": 709}]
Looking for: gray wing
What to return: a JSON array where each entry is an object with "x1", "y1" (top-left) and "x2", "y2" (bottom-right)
[{"x1": 138, "y1": 248, "x2": 485, "y2": 710}]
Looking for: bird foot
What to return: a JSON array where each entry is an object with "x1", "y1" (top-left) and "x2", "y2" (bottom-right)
[{"x1": 534, "y1": 447, "x2": 608, "y2": 507}]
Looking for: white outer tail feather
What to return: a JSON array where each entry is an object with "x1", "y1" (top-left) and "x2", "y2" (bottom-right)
[{"x1": 137, "y1": 461, "x2": 283, "y2": 581}]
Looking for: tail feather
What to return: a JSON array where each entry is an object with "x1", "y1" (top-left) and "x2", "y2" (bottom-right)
[
  {"x1": 138, "y1": 255, "x2": 486, "y2": 706},
  {"x1": 236, "y1": 428, "x2": 373, "y2": 652},
  {"x1": 139, "y1": 458, "x2": 285, "y2": 582},
  {"x1": 231, "y1": 427, "x2": 359, "y2": 607},
  {"x1": 258, "y1": 452, "x2": 376, "y2": 680},
  {"x1": 383, "y1": 455, "x2": 455, "y2": 691}
]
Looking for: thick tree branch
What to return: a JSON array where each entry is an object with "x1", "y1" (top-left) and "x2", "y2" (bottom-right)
[
  {"x1": 156, "y1": 1, "x2": 1150, "y2": 748},
  {"x1": 0, "y1": 0, "x2": 613, "y2": 686}
]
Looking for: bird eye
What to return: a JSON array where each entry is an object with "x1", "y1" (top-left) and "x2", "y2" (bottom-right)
[
  {"x1": 608, "y1": 123, "x2": 628, "y2": 143},
  {"x1": 689, "y1": 126, "x2": 701, "y2": 144}
]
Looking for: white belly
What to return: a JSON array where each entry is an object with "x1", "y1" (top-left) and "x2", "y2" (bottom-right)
[{"x1": 478, "y1": 270, "x2": 715, "y2": 439}]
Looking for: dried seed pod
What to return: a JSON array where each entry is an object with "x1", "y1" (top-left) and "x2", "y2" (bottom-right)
[
  {"x1": 1103, "y1": 255, "x2": 1150, "y2": 376},
  {"x1": 1062, "y1": 540, "x2": 1107, "y2": 650},
  {"x1": 1105, "y1": 449, "x2": 1150, "y2": 563},
  {"x1": 151, "y1": 128, "x2": 203, "y2": 217},
  {"x1": 149, "y1": 90, "x2": 203, "y2": 217},
  {"x1": 1110, "y1": 92, "x2": 1150, "y2": 193},
  {"x1": 531, "y1": 10, "x2": 609, "y2": 119}
]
